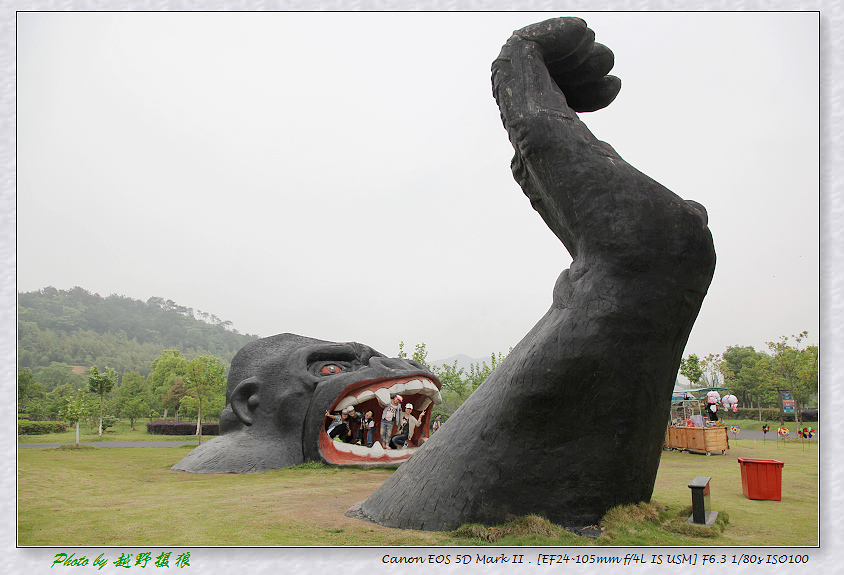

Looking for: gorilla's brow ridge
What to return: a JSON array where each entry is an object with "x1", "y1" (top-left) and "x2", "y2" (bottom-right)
[{"x1": 305, "y1": 342, "x2": 380, "y2": 365}]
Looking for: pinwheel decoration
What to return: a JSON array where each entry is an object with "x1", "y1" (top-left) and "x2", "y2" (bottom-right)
[
  {"x1": 798, "y1": 427, "x2": 815, "y2": 439},
  {"x1": 778, "y1": 427, "x2": 790, "y2": 438},
  {"x1": 729, "y1": 425, "x2": 740, "y2": 439},
  {"x1": 761, "y1": 424, "x2": 770, "y2": 441}
]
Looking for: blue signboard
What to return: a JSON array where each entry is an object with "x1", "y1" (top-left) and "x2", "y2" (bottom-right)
[{"x1": 781, "y1": 391, "x2": 794, "y2": 413}]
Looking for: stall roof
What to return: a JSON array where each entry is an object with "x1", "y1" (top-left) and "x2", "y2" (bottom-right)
[{"x1": 687, "y1": 386, "x2": 731, "y2": 394}]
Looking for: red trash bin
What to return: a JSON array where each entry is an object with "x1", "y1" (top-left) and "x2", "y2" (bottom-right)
[{"x1": 737, "y1": 458, "x2": 784, "y2": 501}]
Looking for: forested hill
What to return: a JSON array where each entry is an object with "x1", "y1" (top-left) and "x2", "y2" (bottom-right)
[{"x1": 18, "y1": 286, "x2": 260, "y2": 381}]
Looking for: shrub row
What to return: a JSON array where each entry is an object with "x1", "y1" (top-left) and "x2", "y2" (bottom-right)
[
  {"x1": 147, "y1": 420, "x2": 219, "y2": 436},
  {"x1": 18, "y1": 420, "x2": 69, "y2": 435},
  {"x1": 799, "y1": 408, "x2": 819, "y2": 422},
  {"x1": 725, "y1": 408, "x2": 818, "y2": 422}
]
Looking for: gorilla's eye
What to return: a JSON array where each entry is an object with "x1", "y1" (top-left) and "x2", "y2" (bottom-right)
[{"x1": 320, "y1": 364, "x2": 345, "y2": 375}]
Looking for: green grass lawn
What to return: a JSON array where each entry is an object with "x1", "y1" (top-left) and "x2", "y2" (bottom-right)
[
  {"x1": 17, "y1": 448, "x2": 444, "y2": 547},
  {"x1": 17, "y1": 417, "x2": 204, "y2": 444},
  {"x1": 17, "y1": 437, "x2": 818, "y2": 547},
  {"x1": 649, "y1": 439, "x2": 818, "y2": 546},
  {"x1": 720, "y1": 418, "x2": 819, "y2": 433}
]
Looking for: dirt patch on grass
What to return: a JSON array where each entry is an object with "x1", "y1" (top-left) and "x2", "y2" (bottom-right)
[
  {"x1": 54, "y1": 444, "x2": 97, "y2": 451},
  {"x1": 270, "y1": 472, "x2": 393, "y2": 532}
]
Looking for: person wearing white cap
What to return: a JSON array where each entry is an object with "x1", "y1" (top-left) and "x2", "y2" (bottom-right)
[{"x1": 389, "y1": 403, "x2": 426, "y2": 449}]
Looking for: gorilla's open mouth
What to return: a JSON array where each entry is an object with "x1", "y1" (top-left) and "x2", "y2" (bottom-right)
[{"x1": 319, "y1": 374, "x2": 442, "y2": 466}]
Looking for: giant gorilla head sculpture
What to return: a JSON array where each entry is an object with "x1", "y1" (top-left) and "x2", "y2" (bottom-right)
[{"x1": 172, "y1": 333, "x2": 442, "y2": 473}]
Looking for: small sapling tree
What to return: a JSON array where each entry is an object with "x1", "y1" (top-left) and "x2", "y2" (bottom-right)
[
  {"x1": 183, "y1": 355, "x2": 226, "y2": 444},
  {"x1": 59, "y1": 394, "x2": 90, "y2": 444},
  {"x1": 87, "y1": 366, "x2": 117, "y2": 436},
  {"x1": 679, "y1": 354, "x2": 704, "y2": 387}
]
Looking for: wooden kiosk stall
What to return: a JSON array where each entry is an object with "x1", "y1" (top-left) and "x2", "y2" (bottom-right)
[{"x1": 664, "y1": 388, "x2": 729, "y2": 456}]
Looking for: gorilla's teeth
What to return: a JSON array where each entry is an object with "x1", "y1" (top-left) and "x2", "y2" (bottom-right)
[
  {"x1": 327, "y1": 439, "x2": 417, "y2": 459},
  {"x1": 332, "y1": 377, "x2": 441, "y2": 415},
  {"x1": 333, "y1": 441, "x2": 353, "y2": 453},
  {"x1": 419, "y1": 397, "x2": 432, "y2": 411},
  {"x1": 374, "y1": 388, "x2": 391, "y2": 405},
  {"x1": 387, "y1": 382, "x2": 407, "y2": 396},
  {"x1": 404, "y1": 379, "x2": 424, "y2": 394},
  {"x1": 335, "y1": 396, "x2": 356, "y2": 411}
]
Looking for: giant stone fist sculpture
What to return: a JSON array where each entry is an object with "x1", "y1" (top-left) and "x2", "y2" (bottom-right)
[{"x1": 354, "y1": 17, "x2": 716, "y2": 531}]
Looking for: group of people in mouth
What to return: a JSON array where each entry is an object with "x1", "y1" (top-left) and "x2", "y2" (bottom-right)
[{"x1": 323, "y1": 393, "x2": 441, "y2": 450}]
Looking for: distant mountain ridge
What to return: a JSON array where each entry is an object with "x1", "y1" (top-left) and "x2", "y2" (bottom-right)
[
  {"x1": 17, "y1": 286, "x2": 260, "y2": 377},
  {"x1": 18, "y1": 285, "x2": 501, "y2": 385}
]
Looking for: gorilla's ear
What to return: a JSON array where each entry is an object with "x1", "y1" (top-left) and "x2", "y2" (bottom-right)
[{"x1": 230, "y1": 376, "x2": 261, "y2": 426}]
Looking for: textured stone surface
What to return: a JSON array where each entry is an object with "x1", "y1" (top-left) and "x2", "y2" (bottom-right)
[
  {"x1": 172, "y1": 333, "x2": 440, "y2": 473},
  {"x1": 355, "y1": 17, "x2": 716, "y2": 530}
]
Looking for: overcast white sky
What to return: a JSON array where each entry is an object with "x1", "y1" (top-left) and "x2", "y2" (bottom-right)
[{"x1": 16, "y1": 11, "x2": 820, "y2": 363}]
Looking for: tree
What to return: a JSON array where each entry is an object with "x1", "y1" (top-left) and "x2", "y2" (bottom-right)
[
  {"x1": 397, "y1": 341, "x2": 430, "y2": 366},
  {"x1": 679, "y1": 354, "x2": 703, "y2": 386},
  {"x1": 432, "y1": 361, "x2": 469, "y2": 400},
  {"x1": 87, "y1": 366, "x2": 117, "y2": 436},
  {"x1": 466, "y1": 352, "x2": 507, "y2": 393},
  {"x1": 115, "y1": 371, "x2": 151, "y2": 430},
  {"x1": 148, "y1": 350, "x2": 188, "y2": 419},
  {"x1": 18, "y1": 368, "x2": 46, "y2": 416},
  {"x1": 123, "y1": 397, "x2": 151, "y2": 431},
  {"x1": 24, "y1": 393, "x2": 48, "y2": 421},
  {"x1": 161, "y1": 378, "x2": 190, "y2": 422},
  {"x1": 700, "y1": 353, "x2": 726, "y2": 387},
  {"x1": 59, "y1": 393, "x2": 91, "y2": 444},
  {"x1": 764, "y1": 331, "x2": 818, "y2": 425},
  {"x1": 32, "y1": 362, "x2": 86, "y2": 392},
  {"x1": 398, "y1": 341, "x2": 508, "y2": 413},
  {"x1": 18, "y1": 368, "x2": 35, "y2": 405},
  {"x1": 721, "y1": 345, "x2": 771, "y2": 409},
  {"x1": 182, "y1": 355, "x2": 226, "y2": 443},
  {"x1": 802, "y1": 344, "x2": 819, "y2": 405},
  {"x1": 45, "y1": 383, "x2": 77, "y2": 420},
  {"x1": 179, "y1": 392, "x2": 225, "y2": 424}
]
